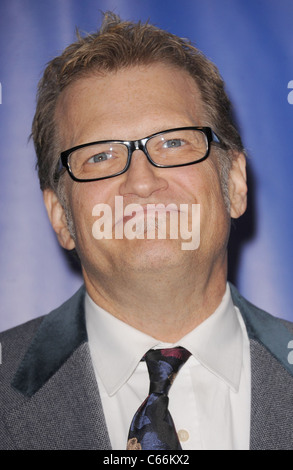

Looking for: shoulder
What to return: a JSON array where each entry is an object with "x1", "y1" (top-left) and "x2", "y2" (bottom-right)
[
  {"x1": 229, "y1": 282, "x2": 293, "y2": 331},
  {"x1": 0, "y1": 285, "x2": 84, "y2": 341},
  {"x1": 0, "y1": 286, "x2": 86, "y2": 391},
  {"x1": 229, "y1": 283, "x2": 293, "y2": 376},
  {"x1": 0, "y1": 317, "x2": 44, "y2": 375},
  {"x1": 0, "y1": 315, "x2": 44, "y2": 416}
]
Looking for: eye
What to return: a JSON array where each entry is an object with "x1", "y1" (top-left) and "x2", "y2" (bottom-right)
[
  {"x1": 87, "y1": 152, "x2": 113, "y2": 163},
  {"x1": 162, "y1": 138, "x2": 185, "y2": 149}
]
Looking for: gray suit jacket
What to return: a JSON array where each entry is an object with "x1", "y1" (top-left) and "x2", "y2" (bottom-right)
[{"x1": 0, "y1": 284, "x2": 293, "y2": 450}]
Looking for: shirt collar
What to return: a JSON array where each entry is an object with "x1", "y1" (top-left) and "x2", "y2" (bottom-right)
[{"x1": 85, "y1": 283, "x2": 243, "y2": 396}]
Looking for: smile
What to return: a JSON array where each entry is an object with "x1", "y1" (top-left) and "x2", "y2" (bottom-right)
[{"x1": 91, "y1": 196, "x2": 200, "y2": 250}]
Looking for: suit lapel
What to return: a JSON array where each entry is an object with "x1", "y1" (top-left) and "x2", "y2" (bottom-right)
[
  {"x1": 7, "y1": 286, "x2": 111, "y2": 450},
  {"x1": 6, "y1": 343, "x2": 111, "y2": 449},
  {"x1": 11, "y1": 286, "x2": 87, "y2": 397},
  {"x1": 230, "y1": 284, "x2": 293, "y2": 450},
  {"x1": 249, "y1": 339, "x2": 293, "y2": 450}
]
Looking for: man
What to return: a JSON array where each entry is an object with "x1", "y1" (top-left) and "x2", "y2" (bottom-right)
[{"x1": 0, "y1": 13, "x2": 292, "y2": 450}]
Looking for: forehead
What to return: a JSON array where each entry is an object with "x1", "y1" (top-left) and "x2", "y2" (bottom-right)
[{"x1": 55, "y1": 63, "x2": 206, "y2": 147}]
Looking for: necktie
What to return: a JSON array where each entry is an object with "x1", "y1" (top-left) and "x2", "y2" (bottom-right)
[{"x1": 127, "y1": 347, "x2": 191, "y2": 450}]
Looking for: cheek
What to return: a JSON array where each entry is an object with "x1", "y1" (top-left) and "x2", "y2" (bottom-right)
[
  {"x1": 179, "y1": 162, "x2": 229, "y2": 234},
  {"x1": 68, "y1": 181, "x2": 114, "y2": 234},
  {"x1": 200, "y1": 165, "x2": 231, "y2": 241},
  {"x1": 174, "y1": 160, "x2": 224, "y2": 203}
]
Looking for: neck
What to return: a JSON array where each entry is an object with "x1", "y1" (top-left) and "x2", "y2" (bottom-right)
[{"x1": 83, "y1": 258, "x2": 227, "y2": 342}]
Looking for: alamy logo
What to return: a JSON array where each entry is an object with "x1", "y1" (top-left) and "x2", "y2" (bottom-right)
[
  {"x1": 288, "y1": 80, "x2": 293, "y2": 104},
  {"x1": 288, "y1": 340, "x2": 293, "y2": 364},
  {"x1": 92, "y1": 196, "x2": 200, "y2": 250}
]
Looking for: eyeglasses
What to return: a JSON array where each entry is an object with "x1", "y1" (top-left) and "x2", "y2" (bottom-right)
[{"x1": 59, "y1": 126, "x2": 221, "y2": 182}]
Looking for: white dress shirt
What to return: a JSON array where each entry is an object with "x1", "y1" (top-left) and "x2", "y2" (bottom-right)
[{"x1": 85, "y1": 284, "x2": 251, "y2": 450}]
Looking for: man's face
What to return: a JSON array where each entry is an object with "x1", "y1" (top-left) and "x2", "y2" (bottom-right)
[{"x1": 47, "y1": 63, "x2": 246, "y2": 288}]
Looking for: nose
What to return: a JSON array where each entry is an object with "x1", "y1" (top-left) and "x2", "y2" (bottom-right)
[{"x1": 119, "y1": 149, "x2": 169, "y2": 199}]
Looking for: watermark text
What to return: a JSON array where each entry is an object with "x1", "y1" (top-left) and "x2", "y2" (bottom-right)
[
  {"x1": 288, "y1": 80, "x2": 293, "y2": 104},
  {"x1": 288, "y1": 340, "x2": 293, "y2": 364},
  {"x1": 92, "y1": 196, "x2": 200, "y2": 250}
]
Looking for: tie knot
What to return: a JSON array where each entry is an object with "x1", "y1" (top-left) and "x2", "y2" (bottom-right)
[{"x1": 144, "y1": 347, "x2": 191, "y2": 395}]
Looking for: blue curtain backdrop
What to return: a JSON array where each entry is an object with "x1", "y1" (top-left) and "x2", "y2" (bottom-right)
[{"x1": 0, "y1": 0, "x2": 292, "y2": 331}]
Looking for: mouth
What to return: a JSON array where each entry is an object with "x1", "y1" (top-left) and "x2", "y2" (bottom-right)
[
  {"x1": 122, "y1": 204, "x2": 181, "y2": 223},
  {"x1": 91, "y1": 196, "x2": 200, "y2": 248}
]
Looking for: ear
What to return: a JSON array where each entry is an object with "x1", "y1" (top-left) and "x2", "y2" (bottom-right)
[
  {"x1": 228, "y1": 152, "x2": 247, "y2": 219},
  {"x1": 43, "y1": 189, "x2": 75, "y2": 250}
]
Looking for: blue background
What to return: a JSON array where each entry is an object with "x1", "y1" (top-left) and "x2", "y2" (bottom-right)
[{"x1": 0, "y1": 0, "x2": 292, "y2": 331}]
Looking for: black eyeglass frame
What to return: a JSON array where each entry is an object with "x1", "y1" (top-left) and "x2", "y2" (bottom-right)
[{"x1": 59, "y1": 126, "x2": 221, "y2": 183}]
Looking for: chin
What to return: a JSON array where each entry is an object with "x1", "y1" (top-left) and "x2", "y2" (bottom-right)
[{"x1": 121, "y1": 237, "x2": 191, "y2": 271}]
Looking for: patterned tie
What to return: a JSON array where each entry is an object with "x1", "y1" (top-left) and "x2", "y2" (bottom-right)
[{"x1": 127, "y1": 347, "x2": 191, "y2": 450}]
